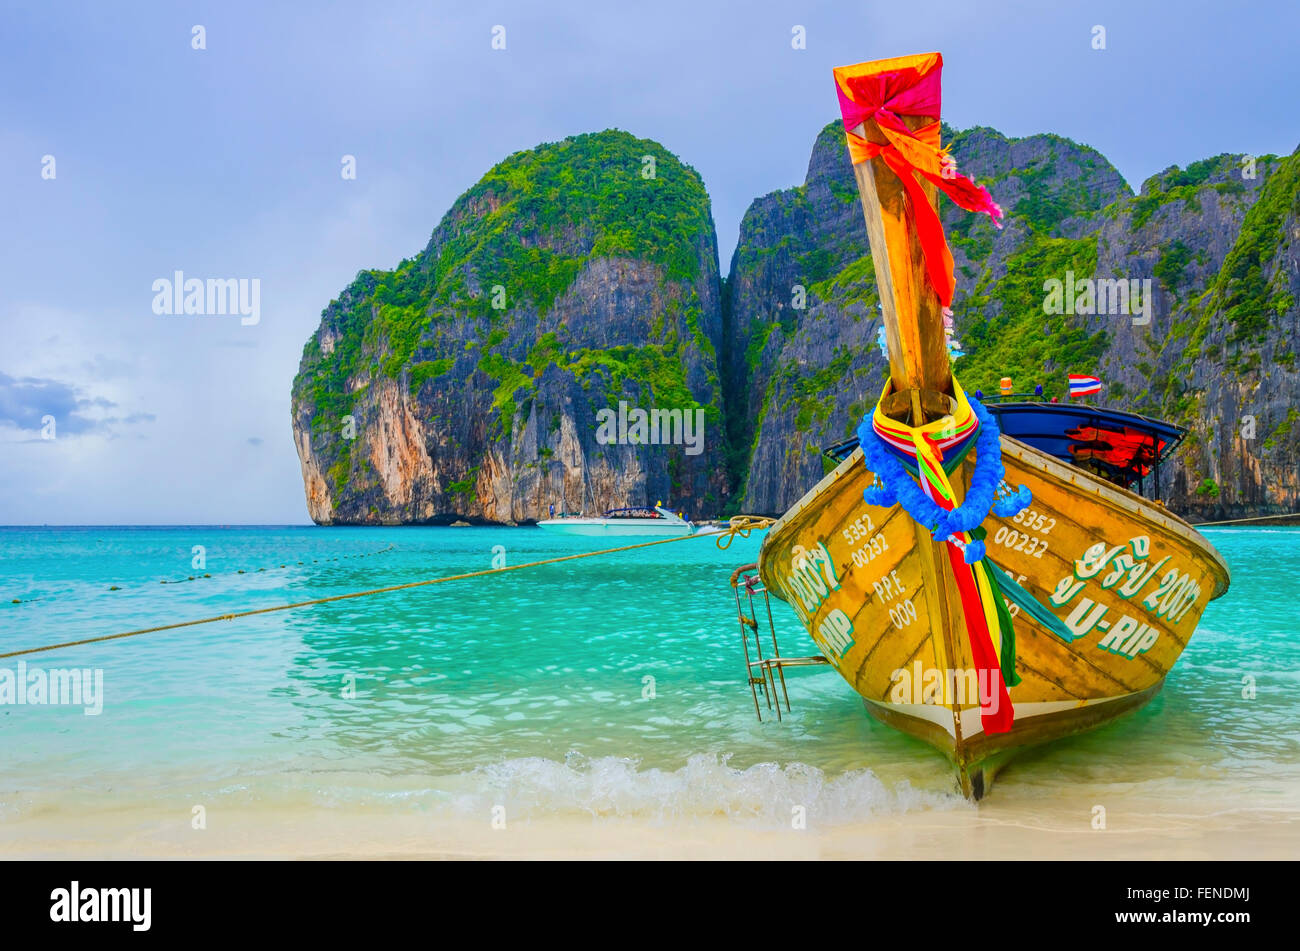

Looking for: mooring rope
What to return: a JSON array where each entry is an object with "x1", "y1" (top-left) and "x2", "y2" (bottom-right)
[
  {"x1": 1194, "y1": 512, "x2": 1300, "y2": 527},
  {"x1": 712, "y1": 515, "x2": 775, "y2": 549},
  {"x1": 0, "y1": 517, "x2": 776, "y2": 661}
]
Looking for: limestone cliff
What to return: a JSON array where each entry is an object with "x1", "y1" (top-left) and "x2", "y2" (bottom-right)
[
  {"x1": 292, "y1": 130, "x2": 729, "y2": 524},
  {"x1": 294, "y1": 122, "x2": 1299, "y2": 524},
  {"x1": 725, "y1": 121, "x2": 1299, "y2": 520}
]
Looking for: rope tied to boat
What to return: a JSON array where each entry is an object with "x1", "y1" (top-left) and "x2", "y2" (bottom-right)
[
  {"x1": 715, "y1": 515, "x2": 777, "y2": 550},
  {"x1": 1, "y1": 517, "x2": 776, "y2": 661}
]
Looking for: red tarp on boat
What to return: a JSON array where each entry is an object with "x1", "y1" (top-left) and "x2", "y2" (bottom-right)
[{"x1": 1065, "y1": 425, "x2": 1166, "y2": 479}]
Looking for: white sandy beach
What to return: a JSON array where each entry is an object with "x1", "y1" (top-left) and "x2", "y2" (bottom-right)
[{"x1": 4, "y1": 793, "x2": 1296, "y2": 860}]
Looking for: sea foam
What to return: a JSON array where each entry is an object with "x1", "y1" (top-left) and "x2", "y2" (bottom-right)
[{"x1": 445, "y1": 752, "x2": 962, "y2": 824}]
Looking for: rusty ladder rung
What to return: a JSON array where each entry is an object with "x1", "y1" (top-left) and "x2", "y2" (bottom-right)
[{"x1": 729, "y1": 562, "x2": 833, "y2": 722}]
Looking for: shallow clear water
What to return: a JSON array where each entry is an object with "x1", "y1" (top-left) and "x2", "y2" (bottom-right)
[{"x1": 0, "y1": 525, "x2": 1296, "y2": 825}]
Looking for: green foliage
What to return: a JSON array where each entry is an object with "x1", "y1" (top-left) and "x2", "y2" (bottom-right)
[
  {"x1": 1195, "y1": 478, "x2": 1220, "y2": 498},
  {"x1": 447, "y1": 466, "x2": 480, "y2": 498},
  {"x1": 571, "y1": 346, "x2": 707, "y2": 415},
  {"x1": 1201, "y1": 153, "x2": 1299, "y2": 347},
  {"x1": 327, "y1": 447, "x2": 351, "y2": 488},
  {"x1": 1263, "y1": 408, "x2": 1299, "y2": 449},
  {"x1": 475, "y1": 340, "x2": 711, "y2": 437},
  {"x1": 827, "y1": 177, "x2": 857, "y2": 205},
  {"x1": 528, "y1": 331, "x2": 563, "y2": 372},
  {"x1": 409, "y1": 358, "x2": 455, "y2": 393},
  {"x1": 465, "y1": 129, "x2": 710, "y2": 292},
  {"x1": 477, "y1": 350, "x2": 535, "y2": 433},
  {"x1": 1163, "y1": 157, "x2": 1224, "y2": 189},
  {"x1": 297, "y1": 275, "x2": 376, "y2": 429},
  {"x1": 779, "y1": 348, "x2": 859, "y2": 434},
  {"x1": 1154, "y1": 240, "x2": 1192, "y2": 291},
  {"x1": 1127, "y1": 156, "x2": 1239, "y2": 229},
  {"x1": 1130, "y1": 188, "x2": 1195, "y2": 230},
  {"x1": 946, "y1": 127, "x2": 1120, "y2": 232},
  {"x1": 799, "y1": 248, "x2": 837, "y2": 285},
  {"x1": 954, "y1": 235, "x2": 1105, "y2": 398},
  {"x1": 744, "y1": 321, "x2": 779, "y2": 376},
  {"x1": 808, "y1": 254, "x2": 878, "y2": 309},
  {"x1": 948, "y1": 213, "x2": 994, "y2": 260}
]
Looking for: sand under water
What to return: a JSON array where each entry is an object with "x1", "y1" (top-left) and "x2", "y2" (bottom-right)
[{"x1": 2, "y1": 525, "x2": 1296, "y2": 858}]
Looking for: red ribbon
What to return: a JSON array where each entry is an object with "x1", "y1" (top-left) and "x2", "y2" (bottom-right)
[
  {"x1": 945, "y1": 543, "x2": 1015, "y2": 734},
  {"x1": 834, "y1": 54, "x2": 1003, "y2": 308}
]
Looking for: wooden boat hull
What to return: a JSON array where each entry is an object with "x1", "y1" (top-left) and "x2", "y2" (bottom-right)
[{"x1": 757, "y1": 436, "x2": 1231, "y2": 799}]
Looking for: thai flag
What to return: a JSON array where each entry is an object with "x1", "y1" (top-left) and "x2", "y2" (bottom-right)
[{"x1": 1068, "y1": 374, "x2": 1102, "y2": 397}]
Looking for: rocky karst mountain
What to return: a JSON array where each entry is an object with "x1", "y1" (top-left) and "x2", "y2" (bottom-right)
[
  {"x1": 727, "y1": 121, "x2": 1299, "y2": 519},
  {"x1": 292, "y1": 130, "x2": 729, "y2": 524},
  {"x1": 293, "y1": 123, "x2": 1299, "y2": 524}
]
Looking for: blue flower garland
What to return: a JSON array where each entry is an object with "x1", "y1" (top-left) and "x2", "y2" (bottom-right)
[{"x1": 858, "y1": 395, "x2": 1030, "y2": 564}]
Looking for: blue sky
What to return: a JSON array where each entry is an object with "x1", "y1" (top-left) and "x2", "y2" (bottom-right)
[{"x1": 1, "y1": 0, "x2": 1295, "y2": 524}]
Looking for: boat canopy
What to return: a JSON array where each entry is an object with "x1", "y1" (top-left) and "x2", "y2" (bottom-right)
[{"x1": 822, "y1": 401, "x2": 1186, "y2": 491}]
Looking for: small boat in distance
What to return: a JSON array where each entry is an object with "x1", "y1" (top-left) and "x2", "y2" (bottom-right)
[{"x1": 537, "y1": 505, "x2": 694, "y2": 536}]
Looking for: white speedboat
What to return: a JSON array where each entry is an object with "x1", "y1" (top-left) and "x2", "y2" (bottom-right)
[{"x1": 536, "y1": 506, "x2": 694, "y2": 536}]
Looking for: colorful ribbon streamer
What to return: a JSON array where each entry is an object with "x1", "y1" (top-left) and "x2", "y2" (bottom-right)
[
  {"x1": 858, "y1": 381, "x2": 1028, "y2": 734},
  {"x1": 833, "y1": 53, "x2": 1004, "y2": 307}
]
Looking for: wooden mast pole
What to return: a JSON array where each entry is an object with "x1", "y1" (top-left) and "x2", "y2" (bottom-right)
[
  {"x1": 847, "y1": 115, "x2": 953, "y2": 424},
  {"x1": 839, "y1": 56, "x2": 969, "y2": 780}
]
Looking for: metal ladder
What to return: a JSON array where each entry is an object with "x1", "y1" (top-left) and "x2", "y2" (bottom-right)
[{"x1": 729, "y1": 562, "x2": 830, "y2": 721}]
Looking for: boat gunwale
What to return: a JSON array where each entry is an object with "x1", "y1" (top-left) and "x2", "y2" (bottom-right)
[{"x1": 758, "y1": 433, "x2": 1231, "y2": 597}]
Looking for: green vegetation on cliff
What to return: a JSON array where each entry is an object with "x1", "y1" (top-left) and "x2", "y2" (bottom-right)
[
  {"x1": 1126, "y1": 155, "x2": 1247, "y2": 229},
  {"x1": 296, "y1": 129, "x2": 718, "y2": 437},
  {"x1": 1150, "y1": 151, "x2": 1294, "y2": 414},
  {"x1": 954, "y1": 235, "x2": 1106, "y2": 398},
  {"x1": 295, "y1": 116, "x2": 1298, "y2": 523},
  {"x1": 475, "y1": 338, "x2": 711, "y2": 438},
  {"x1": 944, "y1": 125, "x2": 1122, "y2": 232},
  {"x1": 1201, "y1": 152, "x2": 1298, "y2": 347}
]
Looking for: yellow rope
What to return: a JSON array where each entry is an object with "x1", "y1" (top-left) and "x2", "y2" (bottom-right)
[
  {"x1": 715, "y1": 515, "x2": 776, "y2": 549},
  {"x1": 1195, "y1": 512, "x2": 1300, "y2": 527},
  {"x1": 1, "y1": 518, "x2": 776, "y2": 661}
]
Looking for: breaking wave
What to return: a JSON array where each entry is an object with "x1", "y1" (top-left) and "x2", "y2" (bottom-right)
[{"x1": 443, "y1": 752, "x2": 962, "y2": 823}]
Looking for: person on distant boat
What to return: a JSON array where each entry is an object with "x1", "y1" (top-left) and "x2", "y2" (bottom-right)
[{"x1": 549, "y1": 503, "x2": 555, "y2": 517}]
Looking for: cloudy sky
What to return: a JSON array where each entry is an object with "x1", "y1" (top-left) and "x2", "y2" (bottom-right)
[{"x1": 1, "y1": 0, "x2": 1295, "y2": 524}]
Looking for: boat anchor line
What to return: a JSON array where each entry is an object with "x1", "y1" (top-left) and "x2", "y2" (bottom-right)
[{"x1": 0, "y1": 518, "x2": 776, "y2": 662}]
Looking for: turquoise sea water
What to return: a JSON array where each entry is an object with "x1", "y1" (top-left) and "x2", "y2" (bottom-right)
[{"x1": 1, "y1": 525, "x2": 1297, "y2": 826}]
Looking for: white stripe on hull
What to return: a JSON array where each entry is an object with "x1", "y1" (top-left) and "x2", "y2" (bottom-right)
[{"x1": 863, "y1": 690, "x2": 1145, "y2": 739}]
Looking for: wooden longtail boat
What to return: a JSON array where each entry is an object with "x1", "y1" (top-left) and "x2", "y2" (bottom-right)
[{"x1": 752, "y1": 53, "x2": 1230, "y2": 799}]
